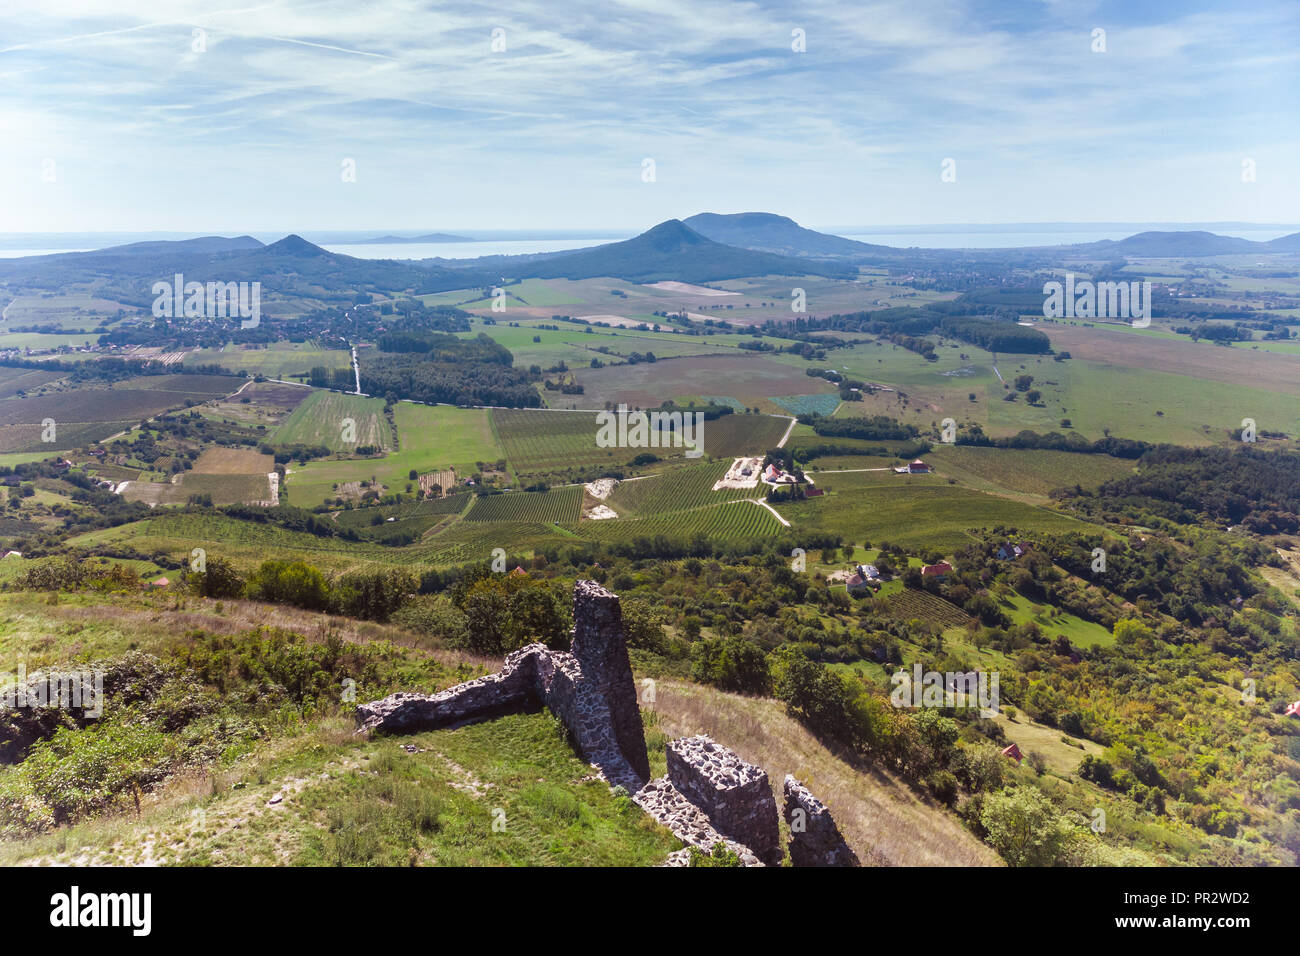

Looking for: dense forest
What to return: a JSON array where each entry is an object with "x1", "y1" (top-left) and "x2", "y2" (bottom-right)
[
  {"x1": 1063, "y1": 446, "x2": 1300, "y2": 533},
  {"x1": 762, "y1": 303, "x2": 1053, "y2": 354},
  {"x1": 359, "y1": 345, "x2": 541, "y2": 407}
]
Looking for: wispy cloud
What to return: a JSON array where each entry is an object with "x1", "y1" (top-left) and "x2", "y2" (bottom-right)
[{"x1": 1, "y1": 0, "x2": 1296, "y2": 231}]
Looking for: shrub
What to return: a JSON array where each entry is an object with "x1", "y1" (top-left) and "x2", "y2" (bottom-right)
[
  {"x1": 691, "y1": 636, "x2": 770, "y2": 694},
  {"x1": 979, "y1": 786, "x2": 1080, "y2": 866},
  {"x1": 246, "y1": 559, "x2": 330, "y2": 611}
]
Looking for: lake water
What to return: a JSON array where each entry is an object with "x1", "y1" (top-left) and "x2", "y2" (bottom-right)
[
  {"x1": 318, "y1": 238, "x2": 616, "y2": 260},
  {"x1": 838, "y1": 228, "x2": 1296, "y2": 249}
]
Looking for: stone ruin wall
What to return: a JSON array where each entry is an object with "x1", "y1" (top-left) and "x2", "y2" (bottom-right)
[{"x1": 354, "y1": 579, "x2": 856, "y2": 866}]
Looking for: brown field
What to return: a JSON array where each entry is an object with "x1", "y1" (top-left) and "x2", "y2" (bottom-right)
[
  {"x1": 0, "y1": 368, "x2": 62, "y2": 399},
  {"x1": 121, "y1": 472, "x2": 271, "y2": 507},
  {"x1": 125, "y1": 373, "x2": 240, "y2": 399},
  {"x1": 572, "y1": 354, "x2": 839, "y2": 410},
  {"x1": 236, "y1": 381, "x2": 312, "y2": 409},
  {"x1": 1042, "y1": 324, "x2": 1300, "y2": 396},
  {"x1": 419, "y1": 468, "x2": 457, "y2": 497},
  {"x1": 192, "y1": 447, "x2": 274, "y2": 474},
  {"x1": 0, "y1": 421, "x2": 131, "y2": 453}
]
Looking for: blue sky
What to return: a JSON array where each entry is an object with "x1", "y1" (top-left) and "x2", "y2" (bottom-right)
[{"x1": 2, "y1": 0, "x2": 1296, "y2": 233}]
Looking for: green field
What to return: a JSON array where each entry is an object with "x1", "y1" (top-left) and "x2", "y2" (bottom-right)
[
  {"x1": 465, "y1": 486, "x2": 583, "y2": 523},
  {"x1": 697, "y1": 413, "x2": 793, "y2": 458},
  {"x1": 185, "y1": 340, "x2": 351, "y2": 380},
  {"x1": 574, "y1": 498, "x2": 783, "y2": 542},
  {"x1": 923, "y1": 446, "x2": 1137, "y2": 500},
  {"x1": 272, "y1": 391, "x2": 393, "y2": 452},
  {"x1": 0, "y1": 294, "x2": 135, "y2": 329},
  {"x1": 773, "y1": 470, "x2": 1090, "y2": 551},
  {"x1": 1000, "y1": 591, "x2": 1115, "y2": 649},
  {"x1": 491, "y1": 408, "x2": 623, "y2": 479},
  {"x1": 603, "y1": 464, "x2": 755, "y2": 519},
  {"x1": 283, "y1": 403, "x2": 502, "y2": 507}
]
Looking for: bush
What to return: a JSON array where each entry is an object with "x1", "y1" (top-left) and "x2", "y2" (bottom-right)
[
  {"x1": 188, "y1": 556, "x2": 245, "y2": 599},
  {"x1": 331, "y1": 568, "x2": 418, "y2": 622},
  {"x1": 19, "y1": 722, "x2": 176, "y2": 824},
  {"x1": 691, "y1": 636, "x2": 770, "y2": 694},
  {"x1": 979, "y1": 786, "x2": 1080, "y2": 866},
  {"x1": 927, "y1": 769, "x2": 959, "y2": 806},
  {"x1": 246, "y1": 559, "x2": 330, "y2": 611}
]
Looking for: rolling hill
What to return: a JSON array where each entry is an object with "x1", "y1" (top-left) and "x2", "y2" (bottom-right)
[
  {"x1": 0, "y1": 234, "x2": 494, "y2": 303},
  {"x1": 682, "y1": 212, "x2": 895, "y2": 259},
  {"x1": 518, "y1": 219, "x2": 856, "y2": 282}
]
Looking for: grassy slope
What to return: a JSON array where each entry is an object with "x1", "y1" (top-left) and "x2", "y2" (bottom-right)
[
  {"x1": 0, "y1": 591, "x2": 1003, "y2": 866},
  {"x1": 650, "y1": 680, "x2": 1001, "y2": 867},
  {"x1": 774, "y1": 471, "x2": 1091, "y2": 552},
  {"x1": 272, "y1": 391, "x2": 392, "y2": 452}
]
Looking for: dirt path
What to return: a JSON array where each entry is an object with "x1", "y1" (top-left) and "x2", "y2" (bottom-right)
[
  {"x1": 750, "y1": 497, "x2": 791, "y2": 527},
  {"x1": 774, "y1": 414, "x2": 798, "y2": 448}
]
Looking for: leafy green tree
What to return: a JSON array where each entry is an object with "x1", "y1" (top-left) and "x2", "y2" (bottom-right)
[
  {"x1": 691, "y1": 636, "x2": 770, "y2": 694},
  {"x1": 189, "y1": 556, "x2": 244, "y2": 599},
  {"x1": 979, "y1": 786, "x2": 1079, "y2": 866},
  {"x1": 246, "y1": 560, "x2": 330, "y2": 611}
]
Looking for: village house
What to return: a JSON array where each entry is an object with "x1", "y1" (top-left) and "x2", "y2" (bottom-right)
[
  {"x1": 996, "y1": 541, "x2": 1030, "y2": 560},
  {"x1": 845, "y1": 563, "x2": 881, "y2": 593},
  {"x1": 762, "y1": 462, "x2": 799, "y2": 485},
  {"x1": 921, "y1": 561, "x2": 953, "y2": 579},
  {"x1": 894, "y1": 458, "x2": 932, "y2": 475}
]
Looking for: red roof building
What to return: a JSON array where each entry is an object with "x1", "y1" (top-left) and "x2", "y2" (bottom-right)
[
  {"x1": 907, "y1": 459, "x2": 931, "y2": 474},
  {"x1": 921, "y1": 561, "x2": 953, "y2": 577},
  {"x1": 1001, "y1": 743, "x2": 1023, "y2": 763}
]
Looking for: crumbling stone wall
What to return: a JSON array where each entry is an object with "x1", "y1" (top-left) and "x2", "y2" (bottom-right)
[
  {"x1": 661, "y1": 735, "x2": 781, "y2": 865},
  {"x1": 355, "y1": 582, "x2": 858, "y2": 866},
  {"x1": 355, "y1": 580, "x2": 650, "y2": 791},
  {"x1": 354, "y1": 644, "x2": 545, "y2": 735},
  {"x1": 570, "y1": 580, "x2": 651, "y2": 783},
  {"x1": 782, "y1": 775, "x2": 859, "y2": 867}
]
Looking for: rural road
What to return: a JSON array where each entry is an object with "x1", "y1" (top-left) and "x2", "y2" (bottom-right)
[
  {"x1": 775, "y1": 415, "x2": 797, "y2": 448},
  {"x1": 750, "y1": 497, "x2": 791, "y2": 527}
]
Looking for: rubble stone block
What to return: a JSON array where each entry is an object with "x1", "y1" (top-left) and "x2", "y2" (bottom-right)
[{"x1": 666, "y1": 735, "x2": 781, "y2": 865}]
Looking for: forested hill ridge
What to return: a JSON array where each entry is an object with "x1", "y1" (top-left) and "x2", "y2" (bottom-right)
[
  {"x1": 682, "y1": 212, "x2": 897, "y2": 259},
  {"x1": 0, "y1": 234, "x2": 497, "y2": 306}
]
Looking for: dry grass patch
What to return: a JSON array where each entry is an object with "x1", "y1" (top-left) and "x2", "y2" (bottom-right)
[{"x1": 648, "y1": 679, "x2": 1002, "y2": 867}]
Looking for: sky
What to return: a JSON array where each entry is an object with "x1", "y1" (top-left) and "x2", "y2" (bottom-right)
[{"x1": 1, "y1": 0, "x2": 1297, "y2": 234}]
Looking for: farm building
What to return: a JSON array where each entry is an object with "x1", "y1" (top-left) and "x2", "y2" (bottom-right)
[
  {"x1": 921, "y1": 561, "x2": 953, "y2": 578},
  {"x1": 1001, "y1": 743, "x2": 1023, "y2": 763},
  {"x1": 996, "y1": 542, "x2": 1030, "y2": 560},
  {"x1": 846, "y1": 563, "x2": 881, "y2": 593},
  {"x1": 761, "y1": 462, "x2": 799, "y2": 485},
  {"x1": 894, "y1": 459, "x2": 932, "y2": 475},
  {"x1": 150, "y1": 577, "x2": 170, "y2": 589}
]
